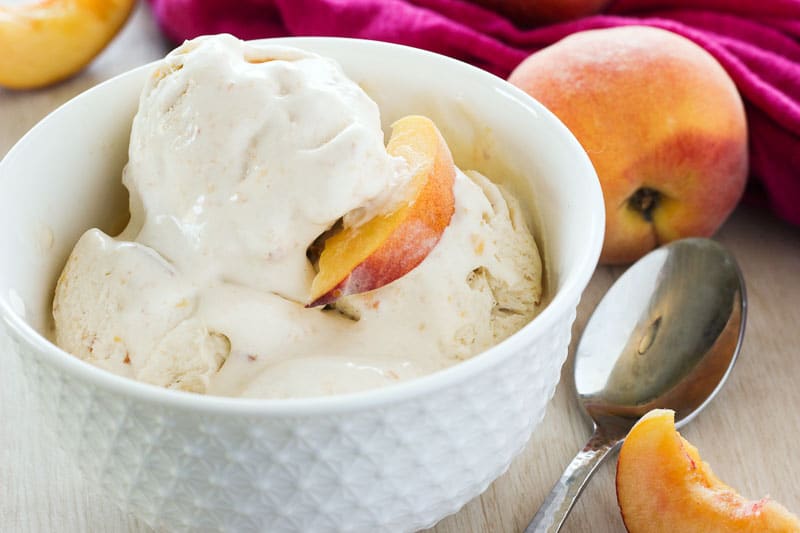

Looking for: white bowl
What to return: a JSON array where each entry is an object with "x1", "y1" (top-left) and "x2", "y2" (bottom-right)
[{"x1": 0, "y1": 37, "x2": 603, "y2": 532}]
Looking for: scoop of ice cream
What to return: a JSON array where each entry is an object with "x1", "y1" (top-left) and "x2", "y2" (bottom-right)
[
  {"x1": 123, "y1": 34, "x2": 409, "y2": 303},
  {"x1": 53, "y1": 229, "x2": 230, "y2": 392},
  {"x1": 53, "y1": 35, "x2": 543, "y2": 398}
]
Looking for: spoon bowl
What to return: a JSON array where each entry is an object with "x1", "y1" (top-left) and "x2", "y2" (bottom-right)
[{"x1": 527, "y1": 237, "x2": 746, "y2": 532}]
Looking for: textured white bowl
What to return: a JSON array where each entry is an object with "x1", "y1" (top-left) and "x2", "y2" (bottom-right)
[{"x1": 0, "y1": 38, "x2": 603, "y2": 532}]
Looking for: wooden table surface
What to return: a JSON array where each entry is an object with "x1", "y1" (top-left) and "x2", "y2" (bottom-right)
[{"x1": 2, "y1": 4, "x2": 799, "y2": 532}]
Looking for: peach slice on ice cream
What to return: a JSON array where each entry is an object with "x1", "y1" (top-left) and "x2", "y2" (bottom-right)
[
  {"x1": 616, "y1": 409, "x2": 800, "y2": 532},
  {"x1": 308, "y1": 115, "x2": 456, "y2": 307}
]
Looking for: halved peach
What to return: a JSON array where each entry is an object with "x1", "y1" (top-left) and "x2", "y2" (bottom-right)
[
  {"x1": 617, "y1": 409, "x2": 800, "y2": 532},
  {"x1": 0, "y1": 0, "x2": 135, "y2": 90},
  {"x1": 308, "y1": 115, "x2": 456, "y2": 307}
]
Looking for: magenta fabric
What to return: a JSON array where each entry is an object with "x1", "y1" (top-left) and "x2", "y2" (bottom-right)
[{"x1": 149, "y1": 0, "x2": 800, "y2": 226}]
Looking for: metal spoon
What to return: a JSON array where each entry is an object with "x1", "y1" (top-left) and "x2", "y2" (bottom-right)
[{"x1": 526, "y1": 237, "x2": 746, "y2": 532}]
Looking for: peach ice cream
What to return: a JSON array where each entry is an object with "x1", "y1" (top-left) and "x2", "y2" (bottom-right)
[{"x1": 53, "y1": 34, "x2": 543, "y2": 398}]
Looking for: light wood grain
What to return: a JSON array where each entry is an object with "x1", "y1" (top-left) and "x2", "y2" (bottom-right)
[{"x1": 2, "y1": 5, "x2": 799, "y2": 532}]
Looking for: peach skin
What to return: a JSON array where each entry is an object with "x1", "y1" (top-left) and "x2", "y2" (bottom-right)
[
  {"x1": 509, "y1": 26, "x2": 748, "y2": 264},
  {"x1": 617, "y1": 409, "x2": 800, "y2": 533}
]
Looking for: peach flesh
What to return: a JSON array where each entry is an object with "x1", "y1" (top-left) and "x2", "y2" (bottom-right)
[
  {"x1": 616, "y1": 409, "x2": 800, "y2": 533},
  {"x1": 0, "y1": 0, "x2": 135, "y2": 89},
  {"x1": 308, "y1": 115, "x2": 455, "y2": 306}
]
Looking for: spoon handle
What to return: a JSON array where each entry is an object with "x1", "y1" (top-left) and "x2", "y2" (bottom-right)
[{"x1": 524, "y1": 430, "x2": 620, "y2": 533}]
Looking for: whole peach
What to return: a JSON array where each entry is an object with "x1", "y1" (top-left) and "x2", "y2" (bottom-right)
[{"x1": 509, "y1": 26, "x2": 748, "y2": 264}]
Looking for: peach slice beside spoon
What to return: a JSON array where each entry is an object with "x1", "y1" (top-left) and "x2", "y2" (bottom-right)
[{"x1": 617, "y1": 409, "x2": 800, "y2": 532}]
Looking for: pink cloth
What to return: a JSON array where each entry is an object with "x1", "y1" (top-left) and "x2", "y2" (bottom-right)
[{"x1": 150, "y1": 0, "x2": 800, "y2": 226}]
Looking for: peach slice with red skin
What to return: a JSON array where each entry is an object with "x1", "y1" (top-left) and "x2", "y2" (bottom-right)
[
  {"x1": 616, "y1": 409, "x2": 800, "y2": 532},
  {"x1": 308, "y1": 115, "x2": 456, "y2": 307}
]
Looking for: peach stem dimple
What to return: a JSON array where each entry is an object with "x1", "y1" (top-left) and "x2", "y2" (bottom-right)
[{"x1": 627, "y1": 187, "x2": 661, "y2": 222}]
